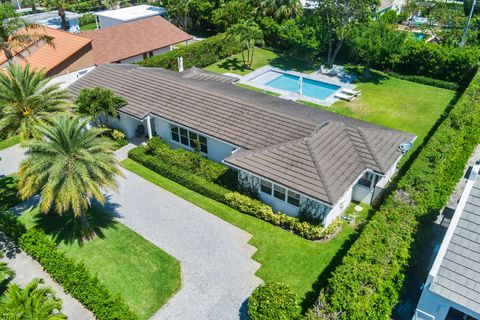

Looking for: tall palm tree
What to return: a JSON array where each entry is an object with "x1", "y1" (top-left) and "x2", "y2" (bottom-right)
[
  {"x1": 18, "y1": 116, "x2": 122, "y2": 235},
  {"x1": 43, "y1": 0, "x2": 72, "y2": 31},
  {"x1": 0, "y1": 64, "x2": 69, "y2": 143},
  {"x1": 0, "y1": 4, "x2": 53, "y2": 62},
  {"x1": 0, "y1": 252, "x2": 14, "y2": 290},
  {"x1": 260, "y1": 0, "x2": 303, "y2": 20},
  {"x1": 227, "y1": 20, "x2": 264, "y2": 68},
  {"x1": 75, "y1": 87, "x2": 127, "y2": 126},
  {"x1": 0, "y1": 278, "x2": 66, "y2": 319}
]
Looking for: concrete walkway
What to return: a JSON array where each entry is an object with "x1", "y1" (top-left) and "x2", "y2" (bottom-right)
[
  {"x1": 0, "y1": 144, "x2": 25, "y2": 176},
  {"x1": 103, "y1": 166, "x2": 262, "y2": 319},
  {"x1": 0, "y1": 233, "x2": 94, "y2": 319}
]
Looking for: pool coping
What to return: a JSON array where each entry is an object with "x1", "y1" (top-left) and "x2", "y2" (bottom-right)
[{"x1": 237, "y1": 65, "x2": 356, "y2": 106}]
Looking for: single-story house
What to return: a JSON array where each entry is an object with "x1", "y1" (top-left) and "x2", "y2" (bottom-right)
[
  {"x1": 93, "y1": 4, "x2": 167, "y2": 29},
  {"x1": 0, "y1": 27, "x2": 95, "y2": 77},
  {"x1": 68, "y1": 64, "x2": 415, "y2": 226},
  {"x1": 415, "y1": 164, "x2": 480, "y2": 320},
  {"x1": 82, "y1": 16, "x2": 193, "y2": 65},
  {"x1": 377, "y1": 0, "x2": 406, "y2": 14},
  {"x1": 21, "y1": 10, "x2": 82, "y2": 33}
]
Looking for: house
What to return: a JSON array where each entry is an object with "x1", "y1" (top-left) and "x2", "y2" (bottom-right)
[
  {"x1": 377, "y1": 0, "x2": 406, "y2": 14},
  {"x1": 415, "y1": 164, "x2": 480, "y2": 320},
  {"x1": 82, "y1": 16, "x2": 193, "y2": 64},
  {"x1": 93, "y1": 5, "x2": 167, "y2": 29},
  {"x1": 21, "y1": 10, "x2": 82, "y2": 33},
  {"x1": 68, "y1": 64, "x2": 415, "y2": 226},
  {"x1": 0, "y1": 27, "x2": 95, "y2": 77}
]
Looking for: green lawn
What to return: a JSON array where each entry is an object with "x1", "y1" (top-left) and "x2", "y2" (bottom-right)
[
  {"x1": 122, "y1": 158, "x2": 370, "y2": 310},
  {"x1": 300, "y1": 72, "x2": 457, "y2": 164},
  {"x1": 0, "y1": 136, "x2": 20, "y2": 151},
  {"x1": 204, "y1": 47, "x2": 316, "y2": 76},
  {"x1": 19, "y1": 206, "x2": 181, "y2": 320},
  {"x1": 80, "y1": 23, "x2": 97, "y2": 31}
]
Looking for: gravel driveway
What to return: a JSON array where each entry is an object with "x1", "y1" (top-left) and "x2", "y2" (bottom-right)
[{"x1": 103, "y1": 167, "x2": 262, "y2": 319}]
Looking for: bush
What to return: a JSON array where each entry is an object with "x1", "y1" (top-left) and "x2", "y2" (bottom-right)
[
  {"x1": 146, "y1": 137, "x2": 237, "y2": 189},
  {"x1": 110, "y1": 129, "x2": 125, "y2": 141},
  {"x1": 19, "y1": 228, "x2": 138, "y2": 320},
  {"x1": 0, "y1": 211, "x2": 26, "y2": 241},
  {"x1": 79, "y1": 13, "x2": 95, "y2": 26},
  {"x1": 248, "y1": 282, "x2": 300, "y2": 320},
  {"x1": 138, "y1": 33, "x2": 241, "y2": 70},
  {"x1": 128, "y1": 146, "x2": 341, "y2": 240},
  {"x1": 317, "y1": 67, "x2": 480, "y2": 318},
  {"x1": 388, "y1": 72, "x2": 460, "y2": 91}
]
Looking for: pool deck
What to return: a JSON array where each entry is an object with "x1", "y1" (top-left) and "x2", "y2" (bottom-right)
[{"x1": 236, "y1": 66, "x2": 356, "y2": 106}]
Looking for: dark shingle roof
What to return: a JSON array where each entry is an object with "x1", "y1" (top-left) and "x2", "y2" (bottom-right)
[
  {"x1": 430, "y1": 177, "x2": 480, "y2": 314},
  {"x1": 68, "y1": 64, "x2": 415, "y2": 204}
]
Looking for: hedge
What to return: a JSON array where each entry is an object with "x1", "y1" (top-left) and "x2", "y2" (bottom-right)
[
  {"x1": 0, "y1": 212, "x2": 138, "y2": 320},
  {"x1": 388, "y1": 72, "x2": 460, "y2": 91},
  {"x1": 315, "y1": 68, "x2": 480, "y2": 318},
  {"x1": 128, "y1": 146, "x2": 342, "y2": 241},
  {"x1": 138, "y1": 33, "x2": 241, "y2": 70},
  {"x1": 248, "y1": 282, "x2": 300, "y2": 320}
]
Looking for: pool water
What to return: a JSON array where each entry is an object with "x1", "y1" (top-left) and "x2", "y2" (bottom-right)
[
  {"x1": 413, "y1": 32, "x2": 426, "y2": 41},
  {"x1": 266, "y1": 73, "x2": 340, "y2": 100}
]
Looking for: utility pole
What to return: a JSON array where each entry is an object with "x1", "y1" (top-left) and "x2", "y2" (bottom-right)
[{"x1": 460, "y1": 0, "x2": 477, "y2": 47}]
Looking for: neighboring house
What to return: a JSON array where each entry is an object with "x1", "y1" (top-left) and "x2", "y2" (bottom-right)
[
  {"x1": 93, "y1": 5, "x2": 167, "y2": 29},
  {"x1": 0, "y1": 27, "x2": 95, "y2": 77},
  {"x1": 21, "y1": 10, "x2": 82, "y2": 33},
  {"x1": 378, "y1": 0, "x2": 406, "y2": 13},
  {"x1": 68, "y1": 64, "x2": 415, "y2": 226},
  {"x1": 82, "y1": 16, "x2": 192, "y2": 64},
  {"x1": 415, "y1": 164, "x2": 480, "y2": 320}
]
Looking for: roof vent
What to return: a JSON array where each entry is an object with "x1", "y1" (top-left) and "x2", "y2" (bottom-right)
[{"x1": 399, "y1": 142, "x2": 413, "y2": 153}]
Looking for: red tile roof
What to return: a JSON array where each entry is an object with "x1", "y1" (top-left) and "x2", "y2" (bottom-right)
[{"x1": 82, "y1": 16, "x2": 193, "y2": 64}]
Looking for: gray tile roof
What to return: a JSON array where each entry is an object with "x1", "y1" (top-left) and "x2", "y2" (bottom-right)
[
  {"x1": 430, "y1": 177, "x2": 480, "y2": 314},
  {"x1": 68, "y1": 64, "x2": 415, "y2": 205}
]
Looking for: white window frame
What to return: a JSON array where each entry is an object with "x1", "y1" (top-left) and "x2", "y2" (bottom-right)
[
  {"x1": 170, "y1": 124, "x2": 208, "y2": 154},
  {"x1": 259, "y1": 179, "x2": 301, "y2": 208}
]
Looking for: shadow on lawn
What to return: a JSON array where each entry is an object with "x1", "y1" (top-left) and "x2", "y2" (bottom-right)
[
  {"x1": 300, "y1": 206, "x2": 375, "y2": 312},
  {"x1": 0, "y1": 176, "x2": 20, "y2": 211},
  {"x1": 217, "y1": 57, "x2": 251, "y2": 73},
  {"x1": 29, "y1": 207, "x2": 117, "y2": 247}
]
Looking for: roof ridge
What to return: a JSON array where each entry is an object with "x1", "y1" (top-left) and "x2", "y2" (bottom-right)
[
  {"x1": 356, "y1": 127, "x2": 385, "y2": 173},
  {"x1": 305, "y1": 133, "x2": 333, "y2": 204}
]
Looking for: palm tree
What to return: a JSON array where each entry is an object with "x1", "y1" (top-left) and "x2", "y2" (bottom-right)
[
  {"x1": 18, "y1": 116, "x2": 122, "y2": 236},
  {"x1": 75, "y1": 87, "x2": 127, "y2": 126},
  {"x1": 0, "y1": 252, "x2": 14, "y2": 290},
  {"x1": 0, "y1": 5, "x2": 54, "y2": 62},
  {"x1": 227, "y1": 20, "x2": 264, "y2": 68},
  {"x1": 43, "y1": 0, "x2": 71, "y2": 31},
  {"x1": 260, "y1": 0, "x2": 303, "y2": 20},
  {"x1": 0, "y1": 278, "x2": 66, "y2": 319},
  {"x1": 0, "y1": 64, "x2": 69, "y2": 143}
]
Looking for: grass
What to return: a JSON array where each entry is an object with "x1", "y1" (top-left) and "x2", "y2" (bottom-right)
[
  {"x1": 204, "y1": 47, "x2": 316, "y2": 76},
  {"x1": 299, "y1": 71, "x2": 457, "y2": 164},
  {"x1": 122, "y1": 158, "x2": 371, "y2": 310},
  {"x1": 80, "y1": 22, "x2": 97, "y2": 31},
  {"x1": 0, "y1": 136, "x2": 20, "y2": 151},
  {"x1": 19, "y1": 206, "x2": 181, "y2": 320},
  {"x1": 235, "y1": 83, "x2": 281, "y2": 96}
]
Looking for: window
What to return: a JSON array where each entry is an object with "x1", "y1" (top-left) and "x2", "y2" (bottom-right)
[
  {"x1": 287, "y1": 190, "x2": 300, "y2": 207},
  {"x1": 170, "y1": 124, "x2": 208, "y2": 154},
  {"x1": 260, "y1": 180, "x2": 272, "y2": 195},
  {"x1": 148, "y1": 51, "x2": 154, "y2": 58},
  {"x1": 358, "y1": 172, "x2": 378, "y2": 188},
  {"x1": 273, "y1": 185, "x2": 286, "y2": 201},
  {"x1": 170, "y1": 125, "x2": 179, "y2": 142}
]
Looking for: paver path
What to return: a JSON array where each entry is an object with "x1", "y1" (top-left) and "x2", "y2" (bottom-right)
[
  {"x1": 0, "y1": 144, "x2": 25, "y2": 176},
  {"x1": 0, "y1": 233, "x2": 94, "y2": 320},
  {"x1": 103, "y1": 166, "x2": 262, "y2": 319}
]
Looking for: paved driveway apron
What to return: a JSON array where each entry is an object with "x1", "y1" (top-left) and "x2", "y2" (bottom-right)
[{"x1": 103, "y1": 168, "x2": 262, "y2": 320}]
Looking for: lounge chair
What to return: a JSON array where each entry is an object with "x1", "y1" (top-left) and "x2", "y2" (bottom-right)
[
  {"x1": 321, "y1": 65, "x2": 335, "y2": 75},
  {"x1": 341, "y1": 88, "x2": 361, "y2": 96},
  {"x1": 334, "y1": 92, "x2": 354, "y2": 101}
]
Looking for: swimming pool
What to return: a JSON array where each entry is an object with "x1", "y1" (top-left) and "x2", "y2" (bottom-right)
[
  {"x1": 265, "y1": 72, "x2": 340, "y2": 100},
  {"x1": 412, "y1": 32, "x2": 426, "y2": 41}
]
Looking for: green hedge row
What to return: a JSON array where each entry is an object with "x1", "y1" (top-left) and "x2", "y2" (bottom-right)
[
  {"x1": 388, "y1": 72, "x2": 460, "y2": 91},
  {"x1": 248, "y1": 282, "x2": 300, "y2": 320},
  {"x1": 138, "y1": 33, "x2": 241, "y2": 70},
  {"x1": 0, "y1": 212, "x2": 138, "y2": 320},
  {"x1": 317, "y1": 68, "x2": 480, "y2": 318},
  {"x1": 128, "y1": 146, "x2": 341, "y2": 240}
]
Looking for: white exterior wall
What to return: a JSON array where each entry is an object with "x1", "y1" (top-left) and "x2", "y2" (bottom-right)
[
  {"x1": 118, "y1": 46, "x2": 172, "y2": 64},
  {"x1": 324, "y1": 187, "x2": 352, "y2": 226},
  {"x1": 108, "y1": 113, "x2": 142, "y2": 138},
  {"x1": 259, "y1": 192, "x2": 302, "y2": 216},
  {"x1": 97, "y1": 16, "x2": 121, "y2": 28},
  {"x1": 416, "y1": 278, "x2": 480, "y2": 320},
  {"x1": 152, "y1": 115, "x2": 236, "y2": 163}
]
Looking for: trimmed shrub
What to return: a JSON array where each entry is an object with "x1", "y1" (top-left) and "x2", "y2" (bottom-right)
[
  {"x1": 128, "y1": 146, "x2": 341, "y2": 240},
  {"x1": 19, "y1": 228, "x2": 138, "y2": 320},
  {"x1": 248, "y1": 282, "x2": 300, "y2": 320},
  {"x1": 138, "y1": 33, "x2": 241, "y2": 70},
  {"x1": 388, "y1": 72, "x2": 460, "y2": 91},
  {"x1": 79, "y1": 13, "x2": 95, "y2": 26},
  {"x1": 0, "y1": 211, "x2": 26, "y2": 241},
  {"x1": 316, "y1": 68, "x2": 480, "y2": 318}
]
